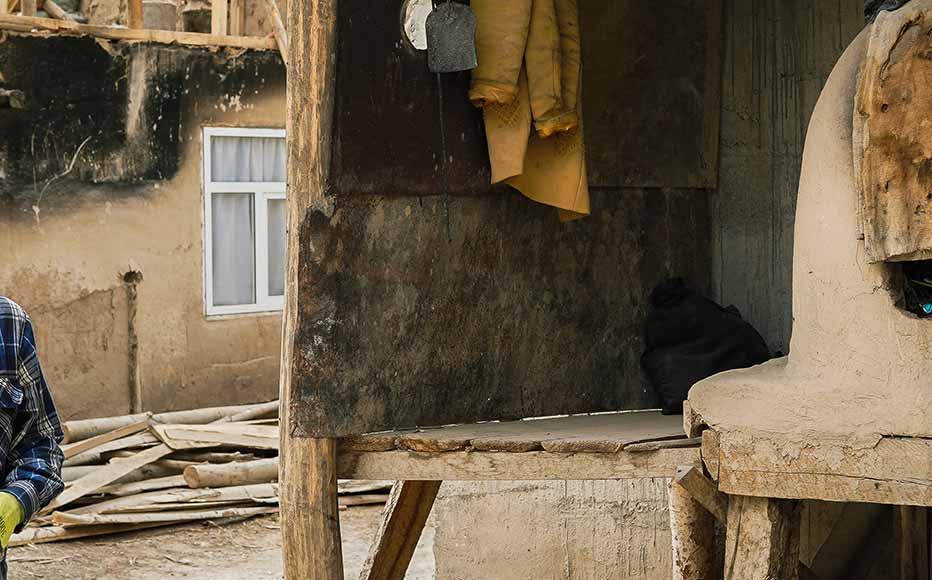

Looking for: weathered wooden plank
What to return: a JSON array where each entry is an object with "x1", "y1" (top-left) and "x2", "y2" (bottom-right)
[
  {"x1": 227, "y1": 0, "x2": 243, "y2": 35},
  {"x1": 0, "y1": 15, "x2": 277, "y2": 50},
  {"x1": 394, "y1": 412, "x2": 685, "y2": 454},
  {"x1": 20, "y1": 0, "x2": 33, "y2": 16},
  {"x1": 625, "y1": 437, "x2": 702, "y2": 453},
  {"x1": 210, "y1": 0, "x2": 227, "y2": 35},
  {"x1": 856, "y1": 0, "x2": 932, "y2": 263},
  {"x1": 724, "y1": 496, "x2": 800, "y2": 580},
  {"x1": 701, "y1": 429, "x2": 720, "y2": 481},
  {"x1": 359, "y1": 481, "x2": 441, "y2": 580},
  {"x1": 337, "y1": 448, "x2": 698, "y2": 481},
  {"x1": 127, "y1": 0, "x2": 142, "y2": 28},
  {"x1": 151, "y1": 423, "x2": 278, "y2": 450},
  {"x1": 674, "y1": 465, "x2": 727, "y2": 523},
  {"x1": 670, "y1": 472, "x2": 717, "y2": 580}
]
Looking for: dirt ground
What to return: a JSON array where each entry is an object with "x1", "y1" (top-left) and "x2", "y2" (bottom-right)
[{"x1": 7, "y1": 506, "x2": 435, "y2": 580}]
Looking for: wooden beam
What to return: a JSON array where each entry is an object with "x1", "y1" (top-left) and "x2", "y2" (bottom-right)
[
  {"x1": 61, "y1": 419, "x2": 150, "y2": 460},
  {"x1": 260, "y1": 0, "x2": 287, "y2": 64},
  {"x1": 724, "y1": 496, "x2": 800, "y2": 580},
  {"x1": 718, "y1": 433, "x2": 932, "y2": 506},
  {"x1": 1, "y1": 0, "x2": 8, "y2": 15},
  {"x1": 127, "y1": 0, "x2": 142, "y2": 28},
  {"x1": 360, "y1": 481, "x2": 441, "y2": 580},
  {"x1": 280, "y1": 0, "x2": 340, "y2": 577},
  {"x1": 669, "y1": 473, "x2": 717, "y2": 580},
  {"x1": 674, "y1": 464, "x2": 727, "y2": 523},
  {"x1": 337, "y1": 448, "x2": 699, "y2": 481},
  {"x1": 227, "y1": 0, "x2": 244, "y2": 36},
  {"x1": 42, "y1": 0, "x2": 75, "y2": 21},
  {"x1": 20, "y1": 0, "x2": 34, "y2": 16},
  {"x1": 210, "y1": 0, "x2": 227, "y2": 35},
  {"x1": 0, "y1": 15, "x2": 277, "y2": 50}
]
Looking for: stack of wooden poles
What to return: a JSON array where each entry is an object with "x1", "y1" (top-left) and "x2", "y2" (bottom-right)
[{"x1": 11, "y1": 400, "x2": 390, "y2": 546}]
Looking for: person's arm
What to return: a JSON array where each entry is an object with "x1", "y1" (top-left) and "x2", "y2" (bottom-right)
[{"x1": 2, "y1": 310, "x2": 64, "y2": 528}]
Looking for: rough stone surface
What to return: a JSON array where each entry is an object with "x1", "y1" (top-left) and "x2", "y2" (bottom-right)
[{"x1": 290, "y1": 188, "x2": 711, "y2": 437}]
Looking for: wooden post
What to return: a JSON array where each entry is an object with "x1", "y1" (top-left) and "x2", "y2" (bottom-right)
[
  {"x1": 0, "y1": 0, "x2": 8, "y2": 16},
  {"x1": 724, "y1": 495, "x2": 800, "y2": 580},
  {"x1": 261, "y1": 0, "x2": 288, "y2": 64},
  {"x1": 896, "y1": 506, "x2": 930, "y2": 580},
  {"x1": 279, "y1": 0, "x2": 341, "y2": 579},
  {"x1": 127, "y1": 0, "x2": 142, "y2": 28},
  {"x1": 227, "y1": 0, "x2": 244, "y2": 35},
  {"x1": 360, "y1": 481, "x2": 442, "y2": 580},
  {"x1": 211, "y1": 0, "x2": 228, "y2": 35},
  {"x1": 669, "y1": 476, "x2": 717, "y2": 580},
  {"x1": 21, "y1": 0, "x2": 35, "y2": 16}
]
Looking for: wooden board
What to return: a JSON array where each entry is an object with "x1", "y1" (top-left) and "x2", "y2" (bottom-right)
[
  {"x1": 388, "y1": 411, "x2": 686, "y2": 454},
  {"x1": 0, "y1": 14, "x2": 276, "y2": 50},
  {"x1": 338, "y1": 447, "x2": 698, "y2": 481},
  {"x1": 151, "y1": 423, "x2": 278, "y2": 450},
  {"x1": 581, "y1": 0, "x2": 723, "y2": 189},
  {"x1": 718, "y1": 433, "x2": 932, "y2": 506},
  {"x1": 855, "y1": 0, "x2": 932, "y2": 263}
]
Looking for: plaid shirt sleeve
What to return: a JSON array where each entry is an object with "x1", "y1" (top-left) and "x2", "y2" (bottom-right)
[{"x1": 0, "y1": 299, "x2": 64, "y2": 526}]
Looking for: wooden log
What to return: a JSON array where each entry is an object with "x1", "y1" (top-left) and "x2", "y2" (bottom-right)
[
  {"x1": 64, "y1": 432, "x2": 159, "y2": 467},
  {"x1": 170, "y1": 450, "x2": 258, "y2": 463},
  {"x1": 127, "y1": 0, "x2": 142, "y2": 28},
  {"x1": 280, "y1": 439, "x2": 344, "y2": 580},
  {"x1": 42, "y1": 0, "x2": 75, "y2": 20},
  {"x1": 10, "y1": 522, "x2": 172, "y2": 546},
  {"x1": 669, "y1": 475, "x2": 716, "y2": 580},
  {"x1": 211, "y1": 400, "x2": 279, "y2": 424},
  {"x1": 280, "y1": 0, "x2": 341, "y2": 576},
  {"x1": 0, "y1": 0, "x2": 7, "y2": 15},
  {"x1": 62, "y1": 401, "x2": 278, "y2": 443},
  {"x1": 260, "y1": 0, "x2": 287, "y2": 63},
  {"x1": 61, "y1": 419, "x2": 150, "y2": 460},
  {"x1": 360, "y1": 481, "x2": 441, "y2": 580},
  {"x1": 21, "y1": 0, "x2": 35, "y2": 16},
  {"x1": 210, "y1": 0, "x2": 227, "y2": 35},
  {"x1": 63, "y1": 463, "x2": 180, "y2": 483},
  {"x1": 60, "y1": 483, "x2": 279, "y2": 517},
  {"x1": 674, "y1": 464, "x2": 727, "y2": 523},
  {"x1": 184, "y1": 457, "x2": 278, "y2": 488},
  {"x1": 724, "y1": 496, "x2": 800, "y2": 580}
]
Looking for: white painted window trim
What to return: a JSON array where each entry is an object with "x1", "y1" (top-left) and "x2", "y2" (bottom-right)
[{"x1": 202, "y1": 127, "x2": 287, "y2": 317}]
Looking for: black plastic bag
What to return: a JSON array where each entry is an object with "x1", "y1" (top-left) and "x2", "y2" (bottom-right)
[{"x1": 641, "y1": 278, "x2": 771, "y2": 415}]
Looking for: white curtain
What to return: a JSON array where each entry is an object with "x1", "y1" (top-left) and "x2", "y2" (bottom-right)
[
  {"x1": 268, "y1": 199, "x2": 286, "y2": 297},
  {"x1": 212, "y1": 193, "x2": 255, "y2": 306},
  {"x1": 211, "y1": 136, "x2": 286, "y2": 182}
]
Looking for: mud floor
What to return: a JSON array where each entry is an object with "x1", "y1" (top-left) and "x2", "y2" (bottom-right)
[{"x1": 8, "y1": 506, "x2": 435, "y2": 579}]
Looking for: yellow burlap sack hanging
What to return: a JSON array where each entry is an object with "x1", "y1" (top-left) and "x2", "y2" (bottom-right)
[{"x1": 471, "y1": 0, "x2": 589, "y2": 221}]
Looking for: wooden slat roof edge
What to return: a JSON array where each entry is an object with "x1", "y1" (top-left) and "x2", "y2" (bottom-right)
[{"x1": 0, "y1": 14, "x2": 278, "y2": 51}]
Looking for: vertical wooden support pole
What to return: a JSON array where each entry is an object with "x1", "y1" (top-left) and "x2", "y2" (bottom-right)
[
  {"x1": 21, "y1": 0, "x2": 35, "y2": 16},
  {"x1": 261, "y1": 0, "x2": 289, "y2": 64},
  {"x1": 669, "y1": 476, "x2": 717, "y2": 580},
  {"x1": 127, "y1": 0, "x2": 143, "y2": 28},
  {"x1": 724, "y1": 496, "x2": 800, "y2": 580},
  {"x1": 279, "y1": 0, "x2": 341, "y2": 579},
  {"x1": 0, "y1": 0, "x2": 8, "y2": 16},
  {"x1": 361, "y1": 481, "x2": 442, "y2": 580},
  {"x1": 211, "y1": 0, "x2": 228, "y2": 35},
  {"x1": 896, "y1": 506, "x2": 930, "y2": 580},
  {"x1": 227, "y1": 0, "x2": 244, "y2": 36}
]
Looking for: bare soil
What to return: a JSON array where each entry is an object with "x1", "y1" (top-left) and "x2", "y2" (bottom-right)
[{"x1": 8, "y1": 506, "x2": 435, "y2": 579}]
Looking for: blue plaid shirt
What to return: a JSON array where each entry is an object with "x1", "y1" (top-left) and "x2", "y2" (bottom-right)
[{"x1": 0, "y1": 298, "x2": 64, "y2": 529}]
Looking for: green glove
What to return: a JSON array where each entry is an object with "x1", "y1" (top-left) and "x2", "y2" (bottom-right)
[{"x1": 0, "y1": 492, "x2": 23, "y2": 549}]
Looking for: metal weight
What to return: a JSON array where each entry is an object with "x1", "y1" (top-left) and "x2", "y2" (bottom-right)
[{"x1": 426, "y1": 2, "x2": 477, "y2": 73}]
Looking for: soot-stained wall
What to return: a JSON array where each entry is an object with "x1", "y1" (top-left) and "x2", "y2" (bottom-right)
[{"x1": 0, "y1": 33, "x2": 286, "y2": 419}]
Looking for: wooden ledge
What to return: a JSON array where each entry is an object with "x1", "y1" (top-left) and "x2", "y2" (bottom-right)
[
  {"x1": 337, "y1": 447, "x2": 700, "y2": 481},
  {"x1": 0, "y1": 14, "x2": 277, "y2": 50}
]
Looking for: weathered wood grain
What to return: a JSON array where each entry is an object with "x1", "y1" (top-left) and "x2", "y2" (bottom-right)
[
  {"x1": 670, "y1": 471, "x2": 717, "y2": 580},
  {"x1": 674, "y1": 464, "x2": 727, "y2": 523},
  {"x1": 359, "y1": 481, "x2": 441, "y2": 580},
  {"x1": 724, "y1": 496, "x2": 800, "y2": 580},
  {"x1": 338, "y1": 448, "x2": 698, "y2": 481}
]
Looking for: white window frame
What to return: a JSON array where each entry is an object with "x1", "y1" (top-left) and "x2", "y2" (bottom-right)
[{"x1": 202, "y1": 127, "x2": 287, "y2": 317}]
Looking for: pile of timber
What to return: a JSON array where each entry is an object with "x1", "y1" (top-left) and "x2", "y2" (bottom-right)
[{"x1": 12, "y1": 401, "x2": 390, "y2": 546}]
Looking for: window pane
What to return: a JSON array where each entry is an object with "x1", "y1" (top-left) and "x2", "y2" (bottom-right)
[
  {"x1": 211, "y1": 136, "x2": 286, "y2": 182},
  {"x1": 212, "y1": 193, "x2": 256, "y2": 306},
  {"x1": 268, "y1": 198, "x2": 286, "y2": 297}
]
